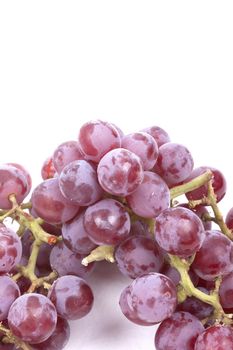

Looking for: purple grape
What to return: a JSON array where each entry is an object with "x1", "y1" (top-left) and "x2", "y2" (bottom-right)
[
  {"x1": 62, "y1": 211, "x2": 97, "y2": 254},
  {"x1": 59, "y1": 160, "x2": 103, "y2": 206},
  {"x1": 130, "y1": 220, "x2": 151, "y2": 237},
  {"x1": 194, "y1": 325, "x2": 233, "y2": 349},
  {"x1": 50, "y1": 241, "x2": 95, "y2": 278},
  {"x1": 155, "y1": 311, "x2": 204, "y2": 350},
  {"x1": 21, "y1": 229, "x2": 34, "y2": 258},
  {"x1": 8, "y1": 293, "x2": 57, "y2": 344},
  {"x1": 126, "y1": 171, "x2": 170, "y2": 218},
  {"x1": 53, "y1": 140, "x2": 85, "y2": 173},
  {"x1": 155, "y1": 142, "x2": 194, "y2": 186},
  {"x1": 36, "y1": 242, "x2": 53, "y2": 269},
  {"x1": 121, "y1": 132, "x2": 158, "y2": 170},
  {"x1": 226, "y1": 207, "x2": 233, "y2": 230},
  {"x1": 219, "y1": 271, "x2": 233, "y2": 309},
  {"x1": 31, "y1": 178, "x2": 79, "y2": 224},
  {"x1": 185, "y1": 166, "x2": 227, "y2": 203},
  {"x1": 192, "y1": 230, "x2": 233, "y2": 280},
  {"x1": 0, "y1": 224, "x2": 22, "y2": 273},
  {"x1": 83, "y1": 198, "x2": 131, "y2": 245},
  {"x1": 119, "y1": 273, "x2": 177, "y2": 325},
  {"x1": 48, "y1": 275, "x2": 94, "y2": 320},
  {"x1": 78, "y1": 120, "x2": 121, "y2": 162},
  {"x1": 155, "y1": 207, "x2": 205, "y2": 258},
  {"x1": 115, "y1": 235, "x2": 164, "y2": 279},
  {"x1": 178, "y1": 203, "x2": 212, "y2": 230},
  {"x1": 161, "y1": 263, "x2": 199, "y2": 287},
  {"x1": 6, "y1": 163, "x2": 32, "y2": 196},
  {"x1": 31, "y1": 317, "x2": 70, "y2": 350},
  {"x1": 41, "y1": 156, "x2": 56, "y2": 180},
  {"x1": 0, "y1": 276, "x2": 20, "y2": 321},
  {"x1": 141, "y1": 126, "x2": 170, "y2": 147},
  {"x1": 97, "y1": 148, "x2": 144, "y2": 196},
  {"x1": 0, "y1": 164, "x2": 28, "y2": 209}
]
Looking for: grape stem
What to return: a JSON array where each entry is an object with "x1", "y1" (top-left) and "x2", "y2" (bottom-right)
[
  {"x1": 82, "y1": 245, "x2": 115, "y2": 266},
  {"x1": 0, "y1": 323, "x2": 31, "y2": 350}
]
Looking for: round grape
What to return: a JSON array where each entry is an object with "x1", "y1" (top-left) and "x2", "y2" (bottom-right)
[
  {"x1": 219, "y1": 271, "x2": 233, "y2": 309},
  {"x1": 0, "y1": 276, "x2": 20, "y2": 321},
  {"x1": 141, "y1": 126, "x2": 170, "y2": 147},
  {"x1": 226, "y1": 207, "x2": 233, "y2": 230},
  {"x1": 6, "y1": 163, "x2": 32, "y2": 196},
  {"x1": 194, "y1": 325, "x2": 233, "y2": 350},
  {"x1": 53, "y1": 140, "x2": 85, "y2": 174},
  {"x1": 178, "y1": 203, "x2": 212, "y2": 230},
  {"x1": 0, "y1": 224, "x2": 22, "y2": 273},
  {"x1": 41, "y1": 157, "x2": 56, "y2": 180}
]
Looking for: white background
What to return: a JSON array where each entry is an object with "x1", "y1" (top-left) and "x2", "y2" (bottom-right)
[{"x1": 0, "y1": 1, "x2": 233, "y2": 349}]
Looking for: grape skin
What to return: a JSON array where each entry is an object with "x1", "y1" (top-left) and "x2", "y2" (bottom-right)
[
  {"x1": 97, "y1": 148, "x2": 144, "y2": 196},
  {"x1": 155, "y1": 311, "x2": 204, "y2": 350},
  {"x1": 62, "y1": 211, "x2": 97, "y2": 255},
  {"x1": 59, "y1": 160, "x2": 103, "y2": 206},
  {"x1": 119, "y1": 273, "x2": 177, "y2": 325},
  {"x1": 126, "y1": 171, "x2": 170, "y2": 218},
  {"x1": 84, "y1": 198, "x2": 131, "y2": 245},
  {"x1": 178, "y1": 203, "x2": 212, "y2": 230},
  {"x1": 141, "y1": 126, "x2": 170, "y2": 147},
  {"x1": 41, "y1": 157, "x2": 56, "y2": 180},
  {"x1": 121, "y1": 132, "x2": 159, "y2": 170},
  {"x1": 8, "y1": 293, "x2": 57, "y2": 344},
  {"x1": 115, "y1": 235, "x2": 164, "y2": 279},
  {"x1": 0, "y1": 276, "x2": 20, "y2": 321},
  {"x1": 226, "y1": 207, "x2": 233, "y2": 230},
  {"x1": 161, "y1": 263, "x2": 199, "y2": 287},
  {"x1": 78, "y1": 120, "x2": 121, "y2": 162},
  {"x1": 31, "y1": 178, "x2": 79, "y2": 224},
  {"x1": 52, "y1": 140, "x2": 85, "y2": 174},
  {"x1": 0, "y1": 224, "x2": 22, "y2": 273},
  {"x1": 155, "y1": 142, "x2": 194, "y2": 186},
  {"x1": 6, "y1": 163, "x2": 32, "y2": 196},
  {"x1": 50, "y1": 241, "x2": 95, "y2": 278},
  {"x1": 155, "y1": 207, "x2": 205, "y2": 258},
  {"x1": 219, "y1": 271, "x2": 233, "y2": 309},
  {"x1": 194, "y1": 325, "x2": 233, "y2": 349},
  {"x1": 192, "y1": 230, "x2": 233, "y2": 281},
  {"x1": 48, "y1": 275, "x2": 94, "y2": 320}
]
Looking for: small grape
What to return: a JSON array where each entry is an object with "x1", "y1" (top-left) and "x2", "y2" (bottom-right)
[
  {"x1": 0, "y1": 224, "x2": 22, "y2": 273},
  {"x1": 6, "y1": 163, "x2": 32, "y2": 196},
  {"x1": 53, "y1": 140, "x2": 85, "y2": 174},
  {"x1": 97, "y1": 148, "x2": 144, "y2": 196},
  {"x1": 141, "y1": 126, "x2": 170, "y2": 147},
  {"x1": 0, "y1": 276, "x2": 20, "y2": 321},
  {"x1": 194, "y1": 325, "x2": 233, "y2": 349},
  {"x1": 41, "y1": 157, "x2": 56, "y2": 180},
  {"x1": 48, "y1": 275, "x2": 94, "y2": 320}
]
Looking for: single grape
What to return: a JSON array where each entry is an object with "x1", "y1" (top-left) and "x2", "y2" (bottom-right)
[
  {"x1": 219, "y1": 271, "x2": 233, "y2": 309},
  {"x1": 78, "y1": 120, "x2": 121, "y2": 162},
  {"x1": 155, "y1": 311, "x2": 204, "y2": 350},
  {"x1": 41, "y1": 157, "x2": 56, "y2": 180},
  {"x1": 126, "y1": 171, "x2": 170, "y2": 218},
  {"x1": 121, "y1": 132, "x2": 158, "y2": 170},
  {"x1": 30, "y1": 317, "x2": 70, "y2": 350},
  {"x1": 62, "y1": 211, "x2": 97, "y2": 255},
  {"x1": 185, "y1": 166, "x2": 227, "y2": 203},
  {"x1": 6, "y1": 163, "x2": 32, "y2": 195},
  {"x1": 59, "y1": 160, "x2": 103, "y2": 206},
  {"x1": 0, "y1": 164, "x2": 28, "y2": 209},
  {"x1": 8, "y1": 293, "x2": 57, "y2": 344},
  {"x1": 119, "y1": 273, "x2": 177, "y2": 325},
  {"x1": 176, "y1": 288, "x2": 213, "y2": 320},
  {"x1": 141, "y1": 126, "x2": 170, "y2": 147},
  {"x1": 48, "y1": 275, "x2": 94, "y2": 320},
  {"x1": 155, "y1": 207, "x2": 205, "y2": 258},
  {"x1": 192, "y1": 230, "x2": 233, "y2": 280},
  {"x1": 31, "y1": 178, "x2": 79, "y2": 224},
  {"x1": 50, "y1": 241, "x2": 95, "y2": 278},
  {"x1": 53, "y1": 140, "x2": 85, "y2": 174},
  {"x1": 115, "y1": 235, "x2": 164, "y2": 279},
  {"x1": 0, "y1": 224, "x2": 22, "y2": 273},
  {"x1": 178, "y1": 203, "x2": 212, "y2": 230},
  {"x1": 155, "y1": 142, "x2": 194, "y2": 186},
  {"x1": 226, "y1": 207, "x2": 233, "y2": 230},
  {"x1": 83, "y1": 198, "x2": 131, "y2": 245},
  {"x1": 97, "y1": 148, "x2": 144, "y2": 196},
  {"x1": 0, "y1": 276, "x2": 20, "y2": 321},
  {"x1": 194, "y1": 325, "x2": 233, "y2": 349}
]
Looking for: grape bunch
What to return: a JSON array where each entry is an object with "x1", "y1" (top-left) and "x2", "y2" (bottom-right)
[{"x1": 0, "y1": 119, "x2": 233, "y2": 350}]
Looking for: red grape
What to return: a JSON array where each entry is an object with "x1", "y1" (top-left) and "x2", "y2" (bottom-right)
[
  {"x1": 194, "y1": 325, "x2": 233, "y2": 349},
  {"x1": 6, "y1": 163, "x2": 32, "y2": 195},
  {"x1": 0, "y1": 224, "x2": 22, "y2": 273},
  {"x1": 219, "y1": 271, "x2": 233, "y2": 309},
  {"x1": 53, "y1": 140, "x2": 85, "y2": 174},
  {"x1": 178, "y1": 203, "x2": 212, "y2": 230},
  {"x1": 41, "y1": 157, "x2": 56, "y2": 180},
  {"x1": 141, "y1": 126, "x2": 170, "y2": 147},
  {"x1": 226, "y1": 207, "x2": 233, "y2": 230},
  {"x1": 0, "y1": 276, "x2": 20, "y2": 321}
]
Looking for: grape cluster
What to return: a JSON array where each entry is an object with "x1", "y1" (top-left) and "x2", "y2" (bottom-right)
[{"x1": 0, "y1": 119, "x2": 233, "y2": 350}]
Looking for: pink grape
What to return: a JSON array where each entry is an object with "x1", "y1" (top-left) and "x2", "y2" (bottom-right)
[
  {"x1": 185, "y1": 166, "x2": 227, "y2": 203},
  {"x1": 53, "y1": 140, "x2": 85, "y2": 174},
  {"x1": 6, "y1": 163, "x2": 32, "y2": 196},
  {"x1": 62, "y1": 211, "x2": 97, "y2": 255},
  {"x1": 0, "y1": 164, "x2": 28, "y2": 209},
  {"x1": 126, "y1": 171, "x2": 170, "y2": 218},
  {"x1": 115, "y1": 235, "x2": 164, "y2": 279},
  {"x1": 48, "y1": 275, "x2": 94, "y2": 320},
  {"x1": 78, "y1": 120, "x2": 121, "y2": 162},
  {"x1": 192, "y1": 230, "x2": 233, "y2": 280},
  {"x1": 219, "y1": 271, "x2": 233, "y2": 309},
  {"x1": 226, "y1": 207, "x2": 233, "y2": 230},
  {"x1": 8, "y1": 293, "x2": 57, "y2": 344},
  {"x1": 31, "y1": 178, "x2": 79, "y2": 224},
  {"x1": 178, "y1": 203, "x2": 212, "y2": 230},
  {"x1": 0, "y1": 224, "x2": 22, "y2": 273},
  {"x1": 155, "y1": 311, "x2": 204, "y2": 350},
  {"x1": 41, "y1": 157, "x2": 56, "y2": 180},
  {"x1": 119, "y1": 273, "x2": 177, "y2": 325},
  {"x1": 121, "y1": 132, "x2": 158, "y2": 170},
  {"x1": 59, "y1": 160, "x2": 103, "y2": 206},
  {"x1": 0, "y1": 276, "x2": 20, "y2": 321},
  {"x1": 83, "y1": 198, "x2": 131, "y2": 245},
  {"x1": 155, "y1": 142, "x2": 194, "y2": 186},
  {"x1": 155, "y1": 207, "x2": 205, "y2": 258},
  {"x1": 194, "y1": 325, "x2": 233, "y2": 349},
  {"x1": 97, "y1": 148, "x2": 144, "y2": 196},
  {"x1": 141, "y1": 126, "x2": 170, "y2": 147}
]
